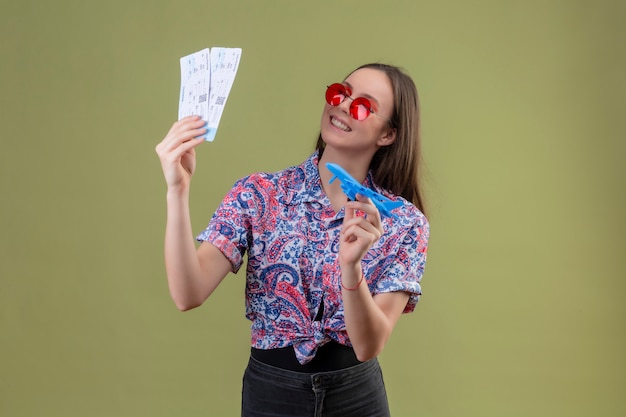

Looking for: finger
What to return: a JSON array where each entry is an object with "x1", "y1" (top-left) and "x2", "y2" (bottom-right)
[
  {"x1": 161, "y1": 136, "x2": 205, "y2": 163},
  {"x1": 168, "y1": 115, "x2": 204, "y2": 135},
  {"x1": 161, "y1": 117, "x2": 207, "y2": 146},
  {"x1": 341, "y1": 217, "x2": 382, "y2": 242},
  {"x1": 346, "y1": 198, "x2": 382, "y2": 228},
  {"x1": 341, "y1": 222, "x2": 380, "y2": 245},
  {"x1": 158, "y1": 126, "x2": 207, "y2": 155},
  {"x1": 168, "y1": 120, "x2": 207, "y2": 143},
  {"x1": 170, "y1": 122, "x2": 206, "y2": 137},
  {"x1": 346, "y1": 195, "x2": 378, "y2": 216},
  {"x1": 343, "y1": 201, "x2": 354, "y2": 222}
]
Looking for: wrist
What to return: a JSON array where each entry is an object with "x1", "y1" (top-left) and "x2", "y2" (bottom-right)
[
  {"x1": 339, "y1": 263, "x2": 363, "y2": 290},
  {"x1": 339, "y1": 260, "x2": 361, "y2": 275},
  {"x1": 341, "y1": 273, "x2": 364, "y2": 291},
  {"x1": 166, "y1": 185, "x2": 190, "y2": 200}
]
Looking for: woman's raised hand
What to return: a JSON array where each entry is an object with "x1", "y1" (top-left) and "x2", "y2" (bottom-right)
[
  {"x1": 339, "y1": 194, "x2": 384, "y2": 268},
  {"x1": 155, "y1": 116, "x2": 207, "y2": 192}
]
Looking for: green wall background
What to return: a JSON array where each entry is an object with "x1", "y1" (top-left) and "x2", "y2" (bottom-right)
[{"x1": 1, "y1": 1, "x2": 624, "y2": 416}]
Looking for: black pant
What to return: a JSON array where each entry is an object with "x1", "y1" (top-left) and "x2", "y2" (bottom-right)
[{"x1": 241, "y1": 355, "x2": 391, "y2": 417}]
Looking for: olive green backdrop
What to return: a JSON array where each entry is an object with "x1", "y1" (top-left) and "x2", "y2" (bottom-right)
[{"x1": 1, "y1": 0, "x2": 624, "y2": 416}]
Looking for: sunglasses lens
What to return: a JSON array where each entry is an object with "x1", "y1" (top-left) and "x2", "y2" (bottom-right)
[
  {"x1": 350, "y1": 97, "x2": 372, "y2": 121},
  {"x1": 325, "y1": 83, "x2": 348, "y2": 106}
]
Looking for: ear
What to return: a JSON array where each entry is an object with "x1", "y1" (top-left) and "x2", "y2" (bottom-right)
[{"x1": 377, "y1": 127, "x2": 397, "y2": 147}]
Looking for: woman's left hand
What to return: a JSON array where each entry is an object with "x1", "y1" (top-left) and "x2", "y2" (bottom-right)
[{"x1": 339, "y1": 194, "x2": 383, "y2": 267}]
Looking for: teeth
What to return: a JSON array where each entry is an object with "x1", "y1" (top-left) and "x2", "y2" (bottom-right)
[{"x1": 331, "y1": 117, "x2": 350, "y2": 131}]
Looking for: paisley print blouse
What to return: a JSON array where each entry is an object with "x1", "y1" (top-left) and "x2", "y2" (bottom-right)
[{"x1": 197, "y1": 152, "x2": 429, "y2": 364}]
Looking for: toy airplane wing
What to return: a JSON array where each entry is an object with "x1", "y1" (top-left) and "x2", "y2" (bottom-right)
[{"x1": 326, "y1": 162, "x2": 403, "y2": 219}]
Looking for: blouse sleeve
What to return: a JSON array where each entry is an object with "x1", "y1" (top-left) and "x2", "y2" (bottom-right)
[
  {"x1": 195, "y1": 177, "x2": 254, "y2": 273},
  {"x1": 369, "y1": 214, "x2": 430, "y2": 314}
]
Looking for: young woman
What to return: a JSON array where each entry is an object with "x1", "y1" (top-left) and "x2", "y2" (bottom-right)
[{"x1": 155, "y1": 63, "x2": 429, "y2": 416}]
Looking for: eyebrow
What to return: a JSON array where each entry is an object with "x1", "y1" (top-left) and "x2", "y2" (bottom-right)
[{"x1": 343, "y1": 81, "x2": 380, "y2": 105}]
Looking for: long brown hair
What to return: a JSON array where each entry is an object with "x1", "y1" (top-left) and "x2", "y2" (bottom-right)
[{"x1": 316, "y1": 63, "x2": 426, "y2": 216}]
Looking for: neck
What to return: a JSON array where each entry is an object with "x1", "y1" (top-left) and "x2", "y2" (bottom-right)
[
  {"x1": 319, "y1": 147, "x2": 372, "y2": 184},
  {"x1": 317, "y1": 147, "x2": 373, "y2": 205}
]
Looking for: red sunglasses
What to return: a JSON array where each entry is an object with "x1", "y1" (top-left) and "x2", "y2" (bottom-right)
[{"x1": 325, "y1": 83, "x2": 387, "y2": 121}]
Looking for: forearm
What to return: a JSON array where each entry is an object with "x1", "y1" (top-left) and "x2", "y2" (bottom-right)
[
  {"x1": 163, "y1": 189, "x2": 207, "y2": 310},
  {"x1": 341, "y1": 264, "x2": 393, "y2": 362}
]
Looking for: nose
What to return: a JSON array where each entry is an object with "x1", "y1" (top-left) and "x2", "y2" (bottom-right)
[{"x1": 336, "y1": 95, "x2": 353, "y2": 115}]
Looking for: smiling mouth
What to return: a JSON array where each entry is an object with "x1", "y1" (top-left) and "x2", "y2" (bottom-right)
[{"x1": 330, "y1": 116, "x2": 351, "y2": 132}]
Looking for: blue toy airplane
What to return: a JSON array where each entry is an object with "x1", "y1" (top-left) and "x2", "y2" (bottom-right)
[{"x1": 326, "y1": 162, "x2": 403, "y2": 219}]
